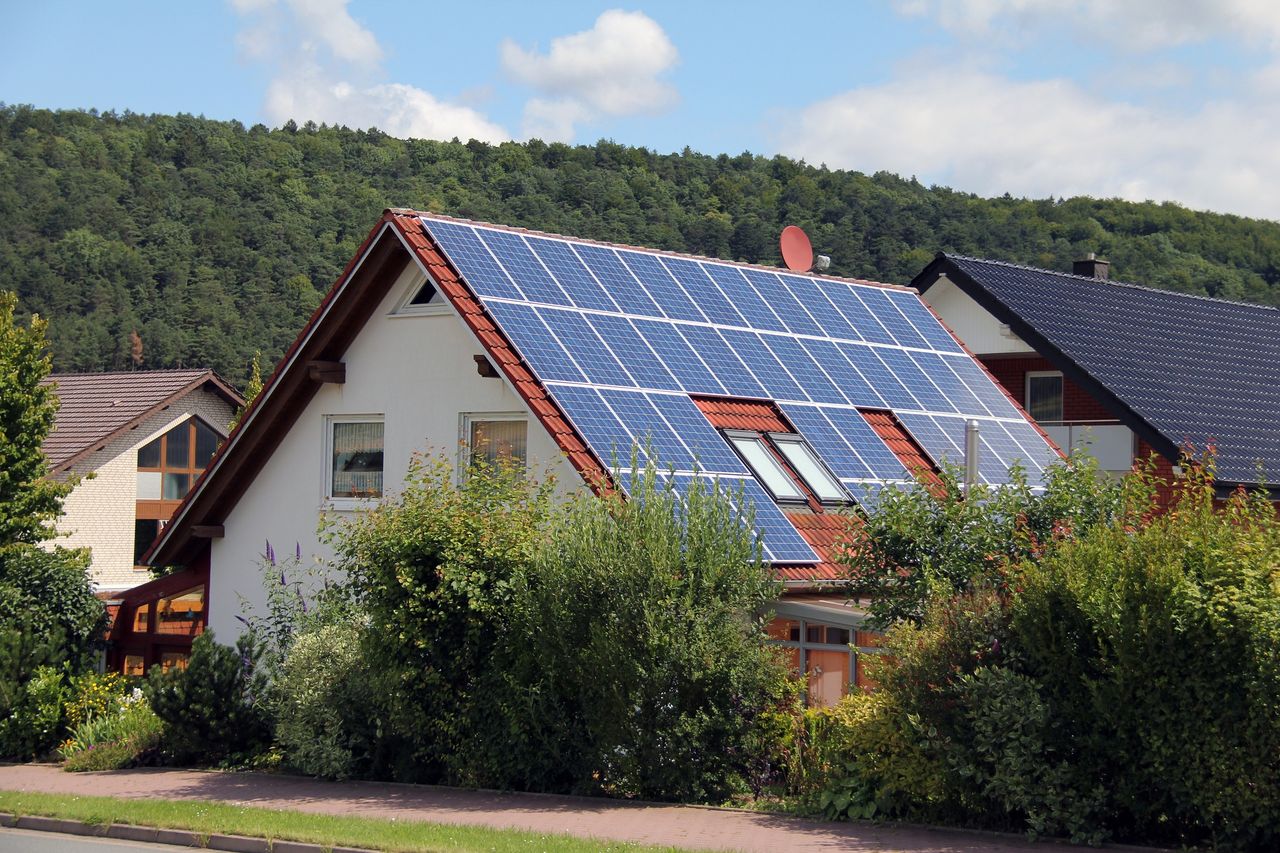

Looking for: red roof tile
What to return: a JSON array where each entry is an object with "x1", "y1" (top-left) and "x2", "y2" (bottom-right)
[
  {"x1": 774, "y1": 510, "x2": 855, "y2": 581},
  {"x1": 861, "y1": 410, "x2": 943, "y2": 488},
  {"x1": 692, "y1": 397, "x2": 790, "y2": 433}
]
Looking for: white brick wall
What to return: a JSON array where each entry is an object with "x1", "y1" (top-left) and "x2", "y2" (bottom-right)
[{"x1": 47, "y1": 389, "x2": 236, "y2": 592}]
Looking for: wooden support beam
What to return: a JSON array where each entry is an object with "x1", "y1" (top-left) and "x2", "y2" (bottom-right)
[
  {"x1": 308, "y1": 360, "x2": 346, "y2": 384},
  {"x1": 191, "y1": 525, "x2": 225, "y2": 539},
  {"x1": 473, "y1": 354, "x2": 498, "y2": 378}
]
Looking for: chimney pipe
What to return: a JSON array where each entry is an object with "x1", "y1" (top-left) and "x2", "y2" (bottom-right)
[{"x1": 1073, "y1": 253, "x2": 1110, "y2": 280}]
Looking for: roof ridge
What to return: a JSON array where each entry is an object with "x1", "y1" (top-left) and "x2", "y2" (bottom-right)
[
  {"x1": 401, "y1": 208, "x2": 913, "y2": 292},
  {"x1": 944, "y1": 253, "x2": 1280, "y2": 313},
  {"x1": 47, "y1": 368, "x2": 215, "y2": 378}
]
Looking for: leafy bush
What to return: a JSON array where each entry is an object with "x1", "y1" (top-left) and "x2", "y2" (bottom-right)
[
  {"x1": 62, "y1": 671, "x2": 126, "y2": 731},
  {"x1": 272, "y1": 622, "x2": 378, "y2": 779},
  {"x1": 840, "y1": 456, "x2": 1135, "y2": 628},
  {"x1": 59, "y1": 688, "x2": 162, "y2": 772},
  {"x1": 145, "y1": 631, "x2": 271, "y2": 766},
  {"x1": 332, "y1": 454, "x2": 555, "y2": 783},
  {"x1": 0, "y1": 665, "x2": 68, "y2": 759},
  {"x1": 820, "y1": 457, "x2": 1280, "y2": 850},
  {"x1": 480, "y1": 467, "x2": 793, "y2": 801}
]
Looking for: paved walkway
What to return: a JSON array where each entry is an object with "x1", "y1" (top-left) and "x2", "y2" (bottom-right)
[{"x1": 0, "y1": 764, "x2": 1054, "y2": 853}]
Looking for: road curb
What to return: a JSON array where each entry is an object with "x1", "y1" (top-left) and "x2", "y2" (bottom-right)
[{"x1": 0, "y1": 811, "x2": 379, "y2": 852}]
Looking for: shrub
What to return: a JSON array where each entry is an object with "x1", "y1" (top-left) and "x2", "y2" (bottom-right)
[
  {"x1": 145, "y1": 631, "x2": 271, "y2": 766},
  {"x1": 839, "y1": 455, "x2": 1135, "y2": 628},
  {"x1": 822, "y1": 457, "x2": 1280, "y2": 850},
  {"x1": 63, "y1": 670, "x2": 126, "y2": 731},
  {"x1": 482, "y1": 467, "x2": 793, "y2": 801},
  {"x1": 59, "y1": 688, "x2": 162, "y2": 772},
  {"x1": 0, "y1": 664, "x2": 68, "y2": 759},
  {"x1": 331, "y1": 454, "x2": 555, "y2": 783},
  {"x1": 272, "y1": 622, "x2": 377, "y2": 779}
]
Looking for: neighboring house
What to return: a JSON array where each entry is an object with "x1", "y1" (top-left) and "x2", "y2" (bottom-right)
[
  {"x1": 42, "y1": 369, "x2": 243, "y2": 676},
  {"x1": 144, "y1": 210, "x2": 1059, "y2": 704},
  {"x1": 43, "y1": 369, "x2": 243, "y2": 590},
  {"x1": 914, "y1": 254, "x2": 1280, "y2": 501}
]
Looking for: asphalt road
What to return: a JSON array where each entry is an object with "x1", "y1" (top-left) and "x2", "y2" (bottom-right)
[{"x1": 0, "y1": 827, "x2": 194, "y2": 852}]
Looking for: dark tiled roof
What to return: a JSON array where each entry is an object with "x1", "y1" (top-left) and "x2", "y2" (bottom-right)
[
  {"x1": 918, "y1": 254, "x2": 1280, "y2": 486},
  {"x1": 42, "y1": 369, "x2": 242, "y2": 471}
]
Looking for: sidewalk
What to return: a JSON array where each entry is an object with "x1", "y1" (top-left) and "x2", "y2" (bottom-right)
[{"x1": 0, "y1": 764, "x2": 1053, "y2": 853}]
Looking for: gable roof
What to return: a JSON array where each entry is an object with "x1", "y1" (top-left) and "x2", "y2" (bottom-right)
[
  {"x1": 913, "y1": 253, "x2": 1280, "y2": 490},
  {"x1": 148, "y1": 211, "x2": 1057, "y2": 571},
  {"x1": 42, "y1": 369, "x2": 243, "y2": 472}
]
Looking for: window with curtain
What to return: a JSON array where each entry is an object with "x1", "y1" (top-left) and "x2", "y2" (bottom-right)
[
  {"x1": 467, "y1": 417, "x2": 527, "y2": 469},
  {"x1": 330, "y1": 420, "x2": 384, "y2": 498}
]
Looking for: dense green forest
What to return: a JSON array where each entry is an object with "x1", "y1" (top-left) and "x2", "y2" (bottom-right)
[{"x1": 4, "y1": 104, "x2": 1280, "y2": 387}]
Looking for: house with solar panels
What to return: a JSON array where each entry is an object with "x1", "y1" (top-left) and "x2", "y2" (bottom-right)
[
  {"x1": 914, "y1": 253, "x2": 1280, "y2": 503},
  {"x1": 143, "y1": 210, "x2": 1060, "y2": 702}
]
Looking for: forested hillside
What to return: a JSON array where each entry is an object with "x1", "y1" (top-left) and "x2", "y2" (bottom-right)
[{"x1": 4, "y1": 104, "x2": 1280, "y2": 387}]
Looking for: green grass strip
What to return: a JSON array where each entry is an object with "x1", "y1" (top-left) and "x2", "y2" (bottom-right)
[{"x1": 0, "y1": 789, "x2": 696, "y2": 853}]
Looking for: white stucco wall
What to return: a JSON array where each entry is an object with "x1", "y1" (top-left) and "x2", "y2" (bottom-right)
[
  {"x1": 923, "y1": 275, "x2": 1035, "y2": 355},
  {"x1": 50, "y1": 389, "x2": 236, "y2": 592},
  {"x1": 207, "y1": 260, "x2": 581, "y2": 641}
]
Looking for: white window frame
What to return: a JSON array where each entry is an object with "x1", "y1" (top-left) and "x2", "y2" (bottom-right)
[
  {"x1": 1025, "y1": 370, "x2": 1065, "y2": 424},
  {"x1": 768, "y1": 433, "x2": 851, "y2": 505},
  {"x1": 458, "y1": 412, "x2": 528, "y2": 479},
  {"x1": 323, "y1": 414, "x2": 385, "y2": 510},
  {"x1": 391, "y1": 270, "x2": 450, "y2": 317},
  {"x1": 724, "y1": 430, "x2": 807, "y2": 503}
]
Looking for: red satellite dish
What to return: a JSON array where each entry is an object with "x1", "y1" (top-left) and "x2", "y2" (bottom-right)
[{"x1": 780, "y1": 225, "x2": 814, "y2": 272}]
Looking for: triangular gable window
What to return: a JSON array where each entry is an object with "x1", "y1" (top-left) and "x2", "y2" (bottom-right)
[{"x1": 394, "y1": 275, "x2": 448, "y2": 316}]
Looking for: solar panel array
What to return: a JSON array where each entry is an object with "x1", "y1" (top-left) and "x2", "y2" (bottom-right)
[{"x1": 422, "y1": 216, "x2": 1060, "y2": 562}]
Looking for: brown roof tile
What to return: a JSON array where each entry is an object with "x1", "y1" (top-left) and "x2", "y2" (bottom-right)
[{"x1": 42, "y1": 369, "x2": 243, "y2": 471}]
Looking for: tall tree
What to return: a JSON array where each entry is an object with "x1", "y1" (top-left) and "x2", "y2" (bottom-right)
[{"x1": 0, "y1": 291, "x2": 70, "y2": 545}]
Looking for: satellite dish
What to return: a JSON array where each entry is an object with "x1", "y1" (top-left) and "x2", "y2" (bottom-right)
[{"x1": 780, "y1": 225, "x2": 814, "y2": 273}]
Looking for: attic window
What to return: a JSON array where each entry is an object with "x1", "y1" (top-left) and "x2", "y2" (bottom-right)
[
  {"x1": 394, "y1": 275, "x2": 448, "y2": 316},
  {"x1": 724, "y1": 429, "x2": 850, "y2": 506}
]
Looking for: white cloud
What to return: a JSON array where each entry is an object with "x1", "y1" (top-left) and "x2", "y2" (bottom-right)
[
  {"x1": 501, "y1": 10, "x2": 678, "y2": 141},
  {"x1": 773, "y1": 66, "x2": 1280, "y2": 220},
  {"x1": 894, "y1": 0, "x2": 1280, "y2": 50},
  {"x1": 232, "y1": 0, "x2": 508, "y2": 143}
]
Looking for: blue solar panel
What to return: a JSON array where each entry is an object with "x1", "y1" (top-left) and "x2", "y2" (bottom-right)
[
  {"x1": 876, "y1": 349, "x2": 954, "y2": 413},
  {"x1": 909, "y1": 351, "x2": 986, "y2": 415},
  {"x1": 818, "y1": 281, "x2": 896, "y2": 345},
  {"x1": 586, "y1": 314, "x2": 681, "y2": 392},
  {"x1": 662, "y1": 257, "x2": 749, "y2": 327},
  {"x1": 779, "y1": 404, "x2": 875, "y2": 481},
  {"x1": 538, "y1": 308, "x2": 634, "y2": 387},
  {"x1": 618, "y1": 252, "x2": 706, "y2": 322},
  {"x1": 646, "y1": 394, "x2": 749, "y2": 474},
  {"x1": 886, "y1": 290, "x2": 963, "y2": 353},
  {"x1": 570, "y1": 244, "x2": 663, "y2": 318},
  {"x1": 720, "y1": 329, "x2": 808, "y2": 402},
  {"x1": 485, "y1": 302, "x2": 585, "y2": 383},
  {"x1": 762, "y1": 335, "x2": 846, "y2": 405},
  {"x1": 550, "y1": 384, "x2": 640, "y2": 468},
  {"x1": 702, "y1": 265, "x2": 787, "y2": 332},
  {"x1": 526, "y1": 236, "x2": 620, "y2": 313},
  {"x1": 599, "y1": 389, "x2": 695, "y2": 470},
  {"x1": 730, "y1": 479, "x2": 820, "y2": 562},
  {"x1": 747, "y1": 272, "x2": 829, "y2": 338},
  {"x1": 820, "y1": 407, "x2": 912, "y2": 480},
  {"x1": 838, "y1": 344, "x2": 920, "y2": 410},
  {"x1": 860, "y1": 289, "x2": 932, "y2": 350},
  {"x1": 633, "y1": 319, "x2": 726, "y2": 394},
  {"x1": 427, "y1": 220, "x2": 525, "y2": 301},
  {"x1": 799, "y1": 338, "x2": 886, "y2": 408},
  {"x1": 675, "y1": 325, "x2": 769, "y2": 398},
  {"x1": 478, "y1": 229, "x2": 571, "y2": 307},
  {"x1": 422, "y1": 215, "x2": 1059, "y2": 560}
]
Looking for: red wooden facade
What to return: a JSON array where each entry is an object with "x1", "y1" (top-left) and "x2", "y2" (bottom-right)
[{"x1": 104, "y1": 553, "x2": 209, "y2": 675}]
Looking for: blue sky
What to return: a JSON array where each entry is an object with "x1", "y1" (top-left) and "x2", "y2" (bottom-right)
[{"x1": 5, "y1": 1, "x2": 1280, "y2": 220}]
